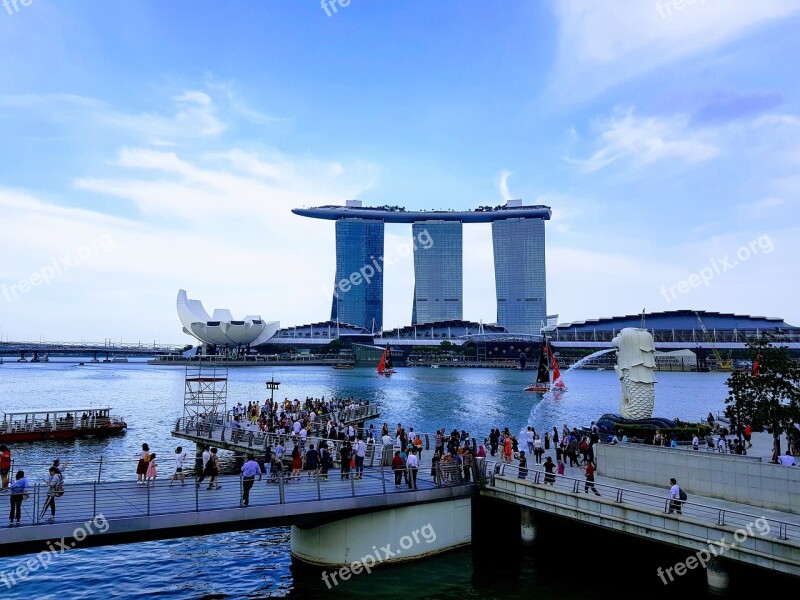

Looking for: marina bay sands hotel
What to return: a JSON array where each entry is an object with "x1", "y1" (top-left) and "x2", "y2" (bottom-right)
[{"x1": 292, "y1": 200, "x2": 551, "y2": 336}]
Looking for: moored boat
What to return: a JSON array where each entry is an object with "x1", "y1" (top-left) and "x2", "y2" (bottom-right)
[{"x1": 0, "y1": 407, "x2": 127, "y2": 443}]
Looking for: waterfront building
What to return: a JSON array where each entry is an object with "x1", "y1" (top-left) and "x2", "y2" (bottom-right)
[
  {"x1": 329, "y1": 216, "x2": 384, "y2": 332},
  {"x1": 293, "y1": 199, "x2": 551, "y2": 335},
  {"x1": 412, "y1": 221, "x2": 462, "y2": 324},
  {"x1": 492, "y1": 215, "x2": 547, "y2": 336}
]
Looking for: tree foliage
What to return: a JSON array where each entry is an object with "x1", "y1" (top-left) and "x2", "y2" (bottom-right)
[{"x1": 725, "y1": 336, "x2": 800, "y2": 455}]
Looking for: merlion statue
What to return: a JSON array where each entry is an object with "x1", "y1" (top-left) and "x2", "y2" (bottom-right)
[{"x1": 612, "y1": 328, "x2": 657, "y2": 419}]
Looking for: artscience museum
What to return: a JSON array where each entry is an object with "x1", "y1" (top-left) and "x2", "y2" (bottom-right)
[{"x1": 176, "y1": 289, "x2": 279, "y2": 349}]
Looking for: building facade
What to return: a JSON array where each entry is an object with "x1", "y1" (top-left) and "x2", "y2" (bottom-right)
[
  {"x1": 412, "y1": 221, "x2": 462, "y2": 324},
  {"x1": 330, "y1": 219, "x2": 384, "y2": 332},
  {"x1": 492, "y1": 217, "x2": 547, "y2": 336}
]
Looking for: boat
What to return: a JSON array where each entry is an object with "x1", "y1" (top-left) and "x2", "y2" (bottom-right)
[
  {"x1": 430, "y1": 364, "x2": 440, "y2": 369},
  {"x1": 524, "y1": 341, "x2": 551, "y2": 392},
  {"x1": 0, "y1": 407, "x2": 127, "y2": 443},
  {"x1": 333, "y1": 364, "x2": 354, "y2": 370},
  {"x1": 377, "y1": 345, "x2": 396, "y2": 376},
  {"x1": 549, "y1": 345, "x2": 567, "y2": 391}
]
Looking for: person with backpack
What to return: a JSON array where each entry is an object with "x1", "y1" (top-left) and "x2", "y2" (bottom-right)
[
  {"x1": 136, "y1": 443, "x2": 150, "y2": 485},
  {"x1": 40, "y1": 466, "x2": 63, "y2": 522},
  {"x1": 9, "y1": 470, "x2": 29, "y2": 527},
  {"x1": 668, "y1": 477, "x2": 686, "y2": 514}
]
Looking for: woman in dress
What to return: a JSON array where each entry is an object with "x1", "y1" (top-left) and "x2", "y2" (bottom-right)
[
  {"x1": 145, "y1": 453, "x2": 158, "y2": 486},
  {"x1": 502, "y1": 435, "x2": 513, "y2": 464},
  {"x1": 291, "y1": 445, "x2": 302, "y2": 481},
  {"x1": 136, "y1": 443, "x2": 150, "y2": 484},
  {"x1": 533, "y1": 434, "x2": 544, "y2": 465},
  {"x1": 205, "y1": 448, "x2": 221, "y2": 490}
]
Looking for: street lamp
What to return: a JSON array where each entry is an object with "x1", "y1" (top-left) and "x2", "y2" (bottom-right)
[{"x1": 266, "y1": 377, "x2": 281, "y2": 407}]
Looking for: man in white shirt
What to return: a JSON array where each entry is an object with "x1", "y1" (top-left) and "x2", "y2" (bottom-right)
[
  {"x1": 692, "y1": 435, "x2": 700, "y2": 450},
  {"x1": 668, "y1": 477, "x2": 682, "y2": 514},
  {"x1": 354, "y1": 438, "x2": 367, "y2": 479},
  {"x1": 778, "y1": 452, "x2": 796, "y2": 466},
  {"x1": 169, "y1": 446, "x2": 188, "y2": 486},
  {"x1": 406, "y1": 452, "x2": 420, "y2": 489},
  {"x1": 195, "y1": 446, "x2": 211, "y2": 487},
  {"x1": 292, "y1": 420, "x2": 301, "y2": 436}
]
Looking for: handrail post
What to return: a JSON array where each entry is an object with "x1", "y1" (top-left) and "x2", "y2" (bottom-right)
[
  {"x1": 351, "y1": 472, "x2": 356, "y2": 497},
  {"x1": 97, "y1": 456, "x2": 103, "y2": 483},
  {"x1": 316, "y1": 471, "x2": 322, "y2": 501},
  {"x1": 93, "y1": 482, "x2": 97, "y2": 516},
  {"x1": 195, "y1": 476, "x2": 199, "y2": 512},
  {"x1": 147, "y1": 480, "x2": 151, "y2": 516},
  {"x1": 381, "y1": 465, "x2": 386, "y2": 494},
  {"x1": 278, "y1": 469, "x2": 285, "y2": 504}
]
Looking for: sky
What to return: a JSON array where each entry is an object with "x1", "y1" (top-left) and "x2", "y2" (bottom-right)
[{"x1": 0, "y1": 0, "x2": 798, "y2": 344}]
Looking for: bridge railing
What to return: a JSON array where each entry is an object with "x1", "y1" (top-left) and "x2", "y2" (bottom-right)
[
  {"x1": 12, "y1": 459, "x2": 474, "y2": 528},
  {"x1": 481, "y1": 460, "x2": 799, "y2": 542}
]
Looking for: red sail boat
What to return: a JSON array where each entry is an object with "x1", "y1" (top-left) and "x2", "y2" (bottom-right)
[
  {"x1": 524, "y1": 340, "x2": 551, "y2": 392},
  {"x1": 549, "y1": 345, "x2": 567, "y2": 391},
  {"x1": 377, "y1": 345, "x2": 396, "y2": 375}
]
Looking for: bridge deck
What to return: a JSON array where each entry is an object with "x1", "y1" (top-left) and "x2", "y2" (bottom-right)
[{"x1": 0, "y1": 464, "x2": 475, "y2": 557}]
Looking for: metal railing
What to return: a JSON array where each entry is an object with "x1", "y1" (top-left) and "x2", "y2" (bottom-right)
[
  {"x1": 5, "y1": 462, "x2": 475, "y2": 529},
  {"x1": 481, "y1": 460, "x2": 799, "y2": 542}
]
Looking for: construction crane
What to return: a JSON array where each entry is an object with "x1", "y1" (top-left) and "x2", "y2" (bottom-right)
[{"x1": 694, "y1": 311, "x2": 733, "y2": 370}]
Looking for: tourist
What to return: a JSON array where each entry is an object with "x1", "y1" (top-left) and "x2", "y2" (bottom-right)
[
  {"x1": 518, "y1": 451, "x2": 528, "y2": 479},
  {"x1": 406, "y1": 450, "x2": 419, "y2": 489},
  {"x1": 778, "y1": 451, "x2": 796, "y2": 467},
  {"x1": 525, "y1": 427, "x2": 535, "y2": 454},
  {"x1": 40, "y1": 466, "x2": 62, "y2": 522},
  {"x1": 579, "y1": 436, "x2": 590, "y2": 465},
  {"x1": 744, "y1": 423, "x2": 753, "y2": 449},
  {"x1": 263, "y1": 445, "x2": 273, "y2": 482},
  {"x1": 354, "y1": 437, "x2": 366, "y2": 479},
  {"x1": 305, "y1": 444, "x2": 319, "y2": 480},
  {"x1": 489, "y1": 429, "x2": 499, "y2": 457},
  {"x1": 556, "y1": 459, "x2": 565, "y2": 477},
  {"x1": 667, "y1": 477, "x2": 683, "y2": 514},
  {"x1": 195, "y1": 445, "x2": 211, "y2": 487},
  {"x1": 168, "y1": 447, "x2": 187, "y2": 486},
  {"x1": 502, "y1": 435, "x2": 513, "y2": 464},
  {"x1": 717, "y1": 434, "x2": 728, "y2": 453},
  {"x1": 653, "y1": 430, "x2": 662, "y2": 447},
  {"x1": 692, "y1": 434, "x2": 699, "y2": 451},
  {"x1": 340, "y1": 442, "x2": 352, "y2": 480},
  {"x1": 291, "y1": 445, "x2": 302, "y2": 481},
  {"x1": 462, "y1": 446, "x2": 474, "y2": 483},
  {"x1": 241, "y1": 454, "x2": 262, "y2": 506},
  {"x1": 320, "y1": 445, "x2": 332, "y2": 480},
  {"x1": 610, "y1": 432, "x2": 619, "y2": 445},
  {"x1": 544, "y1": 431, "x2": 550, "y2": 450},
  {"x1": 543, "y1": 456, "x2": 555, "y2": 485},
  {"x1": 146, "y1": 453, "x2": 158, "y2": 486},
  {"x1": 392, "y1": 451, "x2": 404, "y2": 487},
  {"x1": 9, "y1": 471, "x2": 29, "y2": 527},
  {"x1": 0, "y1": 445, "x2": 11, "y2": 493},
  {"x1": 621, "y1": 431, "x2": 629, "y2": 443},
  {"x1": 532, "y1": 434, "x2": 543, "y2": 465},
  {"x1": 136, "y1": 443, "x2": 150, "y2": 484},
  {"x1": 586, "y1": 440, "x2": 596, "y2": 467},
  {"x1": 476, "y1": 444, "x2": 486, "y2": 458},
  {"x1": 581, "y1": 461, "x2": 601, "y2": 496},
  {"x1": 205, "y1": 448, "x2": 221, "y2": 490}
]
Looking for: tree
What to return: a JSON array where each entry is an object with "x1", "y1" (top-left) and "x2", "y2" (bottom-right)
[{"x1": 725, "y1": 336, "x2": 800, "y2": 458}]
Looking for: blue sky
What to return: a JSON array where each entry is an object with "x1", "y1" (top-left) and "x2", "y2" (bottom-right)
[{"x1": 1, "y1": 1, "x2": 798, "y2": 343}]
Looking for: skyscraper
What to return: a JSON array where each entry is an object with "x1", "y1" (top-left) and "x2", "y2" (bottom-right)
[
  {"x1": 492, "y1": 217, "x2": 547, "y2": 335},
  {"x1": 330, "y1": 219, "x2": 384, "y2": 332},
  {"x1": 411, "y1": 221, "x2": 462, "y2": 324}
]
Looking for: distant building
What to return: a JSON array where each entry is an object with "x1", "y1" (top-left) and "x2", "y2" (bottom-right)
[
  {"x1": 412, "y1": 221, "x2": 463, "y2": 325},
  {"x1": 294, "y1": 199, "x2": 551, "y2": 335},
  {"x1": 329, "y1": 217, "x2": 384, "y2": 332}
]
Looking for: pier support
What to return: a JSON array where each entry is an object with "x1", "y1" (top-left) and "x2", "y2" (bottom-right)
[
  {"x1": 291, "y1": 498, "x2": 471, "y2": 567},
  {"x1": 520, "y1": 507, "x2": 537, "y2": 545},
  {"x1": 706, "y1": 557, "x2": 729, "y2": 595}
]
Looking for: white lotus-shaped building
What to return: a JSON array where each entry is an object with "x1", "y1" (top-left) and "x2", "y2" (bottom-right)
[{"x1": 177, "y1": 290, "x2": 279, "y2": 347}]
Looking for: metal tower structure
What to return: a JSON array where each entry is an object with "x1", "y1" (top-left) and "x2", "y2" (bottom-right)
[{"x1": 183, "y1": 363, "x2": 228, "y2": 421}]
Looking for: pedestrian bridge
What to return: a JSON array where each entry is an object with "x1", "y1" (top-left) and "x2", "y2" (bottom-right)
[
  {"x1": 0, "y1": 462, "x2": 476, "y2": 560},
  {"x1": 480, "y1": 458, "x2": 800, "y2": 589}
]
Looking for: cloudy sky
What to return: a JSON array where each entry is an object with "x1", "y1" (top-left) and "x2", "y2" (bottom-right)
[{"x1": 1, "y1": 1, "x2": 798, "y2": 344}]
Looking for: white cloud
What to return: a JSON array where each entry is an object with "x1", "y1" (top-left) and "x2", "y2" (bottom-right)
[
  {"x1": 546, "y1": 0, "x2": 800, "y2": 106},
  {"x1": 498, "y1": 170, "x2": 513, "y2": 201},
  {"x1": 568, "y1": 108, "x2": 718, "y2": 172}
]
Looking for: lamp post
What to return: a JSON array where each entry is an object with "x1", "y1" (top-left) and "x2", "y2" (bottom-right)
[{"x1": 266, "y1": 377, "x2": 280, "y2": 408}]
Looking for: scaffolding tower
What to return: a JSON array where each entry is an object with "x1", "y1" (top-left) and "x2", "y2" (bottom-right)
[{"x1": 183, "y1": 363, "x2": 228, "y2": 422}]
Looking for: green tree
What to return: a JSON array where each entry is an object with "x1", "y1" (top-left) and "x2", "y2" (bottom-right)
[{"x1": 725, "y1": 336, "x2": 800, "y2": 457}]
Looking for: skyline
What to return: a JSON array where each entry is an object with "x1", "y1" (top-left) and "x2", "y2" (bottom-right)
[{"x1": 1, "y1": 2, "x2": 799, "y2": 344}]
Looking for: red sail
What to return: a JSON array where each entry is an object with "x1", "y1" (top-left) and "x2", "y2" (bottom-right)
[
  {"x1": 549, "y1": 345, "x2": 564, "y2": 387},
  {"x1": 377, "y1": 349, "x2": 387, "y2": 373}
]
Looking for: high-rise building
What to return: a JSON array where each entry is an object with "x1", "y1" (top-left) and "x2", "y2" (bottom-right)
[
  {"x1": 329, "y1": 218, "x2": 384, "y2": 332},
  {"x1": 492, "y1": 216, "x2": 547, "y2": 335},
  {"x1": 412, "y1": 221, "x2": 462, "y2": 324}
]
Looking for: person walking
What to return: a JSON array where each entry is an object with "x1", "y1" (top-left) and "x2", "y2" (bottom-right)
[
  {"x1": 168, "y1": 447, "x2": 188, "y2": 486},
  {"x1": 340, "y1": 442, "x2": 352, "y2": 480},
  {"x1": 668, "y1": 477, "x2": 683, "y2": 514},
  {"x1": 145, "y1": 453, "x2": 158, "y2": 486},
  {"x1": 518, "y1": 451, "x2": 528, "y2": 479},
  {"x1": 263, "y1": 445, "x2": 273, "y2": 482},
  {"x1": 502, "y1": 435, "x2": 513, "y2": 464},
  {"x1": 40, "y1": 466, "x2": 62, "y2": 522},
  {"x1": 305, "y1": 444, "x2": 319, "y2": 480},
  {"x1": 406, "y1": 450, "x2": 419, "y2": 489},
  {"x1": 0, "y1": 445, "x2": 11, "y2": 493},
  {"x1": 9, "y1": 470, "x2": 29, "y2": 527},
  {"x1": 195, "y1": 445, "x2": 211, "y2": 488},
  {"x1": 205, "y1": 448, "x2": 221, "y2": 490},
  {"x1": 240, "y1": 454, "x2": 262, "y2": 507},
  {"x1": 533, "y1": 434, "x2": 543, "y2": 465},
  {"x1": 581, "y1": 462, "x2": 601, "y2": 496},
  {"x1": 543, "y1": 456, "x2": 555, "y2": 486},
  {"x1": 136, "y1": 443, "x2": 150, "y2": 485},
  {"x1": 392, "y1": 451, "x2": 404, "y2": 487},
  {"x1": 354, "y1": 437, "x2": 366, "y2": 480}
]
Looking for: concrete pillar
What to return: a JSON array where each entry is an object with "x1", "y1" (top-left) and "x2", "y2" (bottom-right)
[
  {"x1": 520, "y1": 507, "x2": 537, "y2": 544},
  {"x1": 706, "y1": 557, "x2": 729, "y2": 595},
  {"x1": 291, "y1": 498, "x2": 471, "y2": 567}
]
